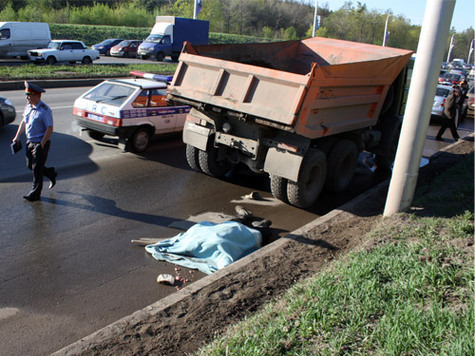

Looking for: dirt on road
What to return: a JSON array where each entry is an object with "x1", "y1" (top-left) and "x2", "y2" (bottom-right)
[{"x1": 55, "y1": 135, "x2": 474, "y2": 356}]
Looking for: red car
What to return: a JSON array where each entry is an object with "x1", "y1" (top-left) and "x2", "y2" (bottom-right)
[
  {"x1": 110, "y1": 40, "x2": 142, "y2": 58},
  {"x1": 438, "y1": 72, "x2": 465, "y2": 85}
]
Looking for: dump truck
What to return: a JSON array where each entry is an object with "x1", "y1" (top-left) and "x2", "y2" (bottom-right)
[{"x1": 167, "y1": 37, "x2": 413, "y2": 208}]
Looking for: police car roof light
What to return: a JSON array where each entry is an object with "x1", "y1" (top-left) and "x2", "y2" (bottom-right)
[{"x1": 130, "y1": 71, "x2": 173, "y2": 83}]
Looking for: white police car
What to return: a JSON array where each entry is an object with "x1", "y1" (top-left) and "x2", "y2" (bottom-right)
[{"x1": 73, "y1": 72, "x2": 190, "y2": 152}]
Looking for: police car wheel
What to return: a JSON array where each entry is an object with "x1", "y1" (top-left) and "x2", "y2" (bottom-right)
[
  {"x1": 130, "y1": 127, "x2": 151, "y2": 153},
  {"x1": 87, "y1": 130, "x2": 105, "y2": 140}
]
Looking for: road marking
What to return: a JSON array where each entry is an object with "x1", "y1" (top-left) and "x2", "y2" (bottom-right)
[{"x1": 17, "y1": 105, "x2": 73, "y2": 114}]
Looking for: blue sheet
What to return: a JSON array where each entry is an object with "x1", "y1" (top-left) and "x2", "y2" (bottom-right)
[{"x1": 145, "y1": 221, "x2": 262, "y2": 274}]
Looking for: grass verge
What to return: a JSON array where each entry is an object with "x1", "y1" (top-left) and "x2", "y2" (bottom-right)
[
  {"x1": 0, "y1": 63, "x2": 177, "y2": 80},
  {"x1": 197, "y1": 153, "x2": 474, "y2": 355}
]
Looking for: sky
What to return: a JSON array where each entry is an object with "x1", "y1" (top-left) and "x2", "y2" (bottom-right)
[{"x1": 301, "y1": 0, "x2": 474, "y2": 32}]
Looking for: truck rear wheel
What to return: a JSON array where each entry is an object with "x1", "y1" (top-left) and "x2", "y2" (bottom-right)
[
  {"x1": 325, "y1": 139, "x2": 357, "y2": 193},
  {"x1": 270, "y1": 175, "x2": 289, "y2": 203},
  {"x1": 198, "y1": 145, "x2": 231, "y2": 178},
  {"x1": 287, "y1": 148, "x2": 327, "y2": 208},
  {"x1": 186, "y1": 144, "x2": 202, "y2": 172}
]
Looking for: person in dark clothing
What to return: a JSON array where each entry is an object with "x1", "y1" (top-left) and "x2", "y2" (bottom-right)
[
  {"x1": 457, "y1": 79, "x2": 469, "y2": 127},
  {"x1": 436, "y1": 87, "x2": 460, "y2": 142},
  {"x1": 12, "y1": 81, "x2": 57, "y2": 202}
]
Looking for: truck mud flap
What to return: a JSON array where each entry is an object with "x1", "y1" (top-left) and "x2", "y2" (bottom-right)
[
  {"x1": 264, "y1": 147, "x2": 303, "y2": 182},
  {"x1": 183, "y1": 121, "x2": 211, "y2": 151}
]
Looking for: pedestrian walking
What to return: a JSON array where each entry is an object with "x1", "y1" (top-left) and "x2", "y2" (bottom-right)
[
  {"x1": 457, "y1": 79, "x2": 469, "y2": 127},
  {"x1": 12, "y1": 81, "x2": 57, "y2": 202},
  {"x1": 436, "y1": 87, "x2": 460, "y2": 142}
]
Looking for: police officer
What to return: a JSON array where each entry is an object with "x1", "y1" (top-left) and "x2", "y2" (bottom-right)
[{"x1": 12, "y1": 81, "x2": 57, "y2": 202}]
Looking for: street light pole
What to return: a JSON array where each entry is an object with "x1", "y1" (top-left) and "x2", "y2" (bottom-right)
[
  {"x1": 382, "y1": 14, "x2": 390, "y2": 46},
  {"x1": 312, "y1": 0, "x2": 318, "y2": 37},
  {"x1": 384, "y1": 0, "x2": 456, "y2": 216}
]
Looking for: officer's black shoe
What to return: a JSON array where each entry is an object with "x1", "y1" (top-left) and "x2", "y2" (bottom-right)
[
  {"x1": 23, "y1": 194, "x2": 40, "y2": 202},
  {"x1": 49, "y1": 170, "x2": 57, "y2": 189}
]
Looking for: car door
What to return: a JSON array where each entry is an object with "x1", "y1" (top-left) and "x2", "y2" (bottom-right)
[
  {"x1": 58, "y1": 42, "x2": 74, "y2": 62},
  {"x1": 147, "y1": 89, "x2": 176, "y2": 133}
]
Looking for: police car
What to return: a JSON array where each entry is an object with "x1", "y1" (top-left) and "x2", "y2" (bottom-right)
[{"x1": 73, "y1": 72, "x2": 190, "y2": 152}]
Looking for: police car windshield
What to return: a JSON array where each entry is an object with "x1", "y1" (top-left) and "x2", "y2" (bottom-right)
[{"x1": 83, "y1": 82, "x2": 136, "y2": 107}]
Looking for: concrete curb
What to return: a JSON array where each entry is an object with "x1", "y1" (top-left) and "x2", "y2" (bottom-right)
[{"x1": 51, "y1": 178, "x2": 391, "y2": 356}]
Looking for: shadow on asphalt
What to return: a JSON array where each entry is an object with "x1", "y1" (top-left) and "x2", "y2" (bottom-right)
[{"x1": 0, "y1": 123, "x2": 98, "y2": 183}]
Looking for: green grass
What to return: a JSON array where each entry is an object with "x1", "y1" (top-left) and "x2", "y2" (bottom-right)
[
  {"x1": 197, "y1": 154, "x2": 474, "y2": 356},
  {"x1": 0, "y1": 63, "x2": 177, "y2": 80}
]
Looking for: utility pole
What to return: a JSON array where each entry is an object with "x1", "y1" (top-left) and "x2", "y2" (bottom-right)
[
  {"x1": 446, "y1": 34, "x2": 454, "y2": 62},
  {"x1": 312, "y1": 0, "x2": 318, "y2": 37},
  {"x1": 382, "y1": 14, "x2": 390, "y2": 46},
  {"x1": 383, "y1": 0, "x2": 456, "y2": 216}
]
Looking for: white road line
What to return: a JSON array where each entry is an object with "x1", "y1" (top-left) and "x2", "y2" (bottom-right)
[{"x1": 17, "y1": 105, "x2": 73, "y2": 114}]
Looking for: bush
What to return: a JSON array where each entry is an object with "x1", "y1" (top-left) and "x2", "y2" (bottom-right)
[{"x1": 50, "y1": 23, "x2": 269, "y2": 47}]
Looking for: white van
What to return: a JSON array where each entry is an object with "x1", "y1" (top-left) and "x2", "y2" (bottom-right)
[{"x1": 0, "y1": 22, "x2": 51, "y2": 59}]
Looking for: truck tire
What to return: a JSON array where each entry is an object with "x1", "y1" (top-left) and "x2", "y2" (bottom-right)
[
  {"x1": 186, "y1": 144, "x2": 202, "y2": 172},
  {"x1": 325, "y1": 139, "x2": 357, "y2": 193},
  {"x1": 270, "y1": 174, "x2": 289, "y2": 203},
  {"x1": 87, "y1": 130, "x2": 105, "y2": 140},
  {"x1": 287, "y1": 148, "x2": 327, "y2": 208},
  {"x1": 130, "y1": 127, "x2": 152, "y2": 153},
  {"x1": 46, "y1": 56, "x2": 56, "y2": 65},
  {"x1": 375, "y1": 116, "x2": 402, "y2": 170},
  {"x1": 156, "y1": 52, "x2": 165, "y2": 61},
  {"x1": 198, "y1": 144, "x2": 231, "y2": 178}
]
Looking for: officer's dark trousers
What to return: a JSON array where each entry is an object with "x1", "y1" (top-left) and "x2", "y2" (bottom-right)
[
  {"x1": 26, "y1": 140, "x2": 54, "y2": 197},
  {"x1": 436, "y1": 113, "x2": 459, "y2": 141}
]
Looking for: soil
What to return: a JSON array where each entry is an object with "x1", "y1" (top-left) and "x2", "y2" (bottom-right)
[{"x1": 60, "y1": 136, "x2": 474, "y2": 356}]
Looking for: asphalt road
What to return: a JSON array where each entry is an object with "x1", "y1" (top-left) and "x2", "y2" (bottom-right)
[
  {"x1": 0, "y1": 86, "x2": 329, "y2": 356},
  {"x1": 0, "y1": 85, "x2": 471, "y2": 356}
]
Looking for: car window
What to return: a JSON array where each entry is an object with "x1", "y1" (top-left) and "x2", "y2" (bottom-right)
[
  {"x1": 0, "y1": 28, "x2": 10, "y2": 40},
  {"x1": 132, "y1": 90, "x2": 150, "y2": 107},
  {"x1": 48, "y1": 42, "x2": 61, "y2": 49},
  {"x1": 71, "y1": 42, "x2": 85, "y2": 50},
  {"x1": 83, "y1": 82, "x2": 136, "y2": 107},
  {"x1": 435, "y1": 87, "x2": 450, "y2": 97},
  {"x1": 132, "y1": 89, "x2": 168, "y2": 107}
]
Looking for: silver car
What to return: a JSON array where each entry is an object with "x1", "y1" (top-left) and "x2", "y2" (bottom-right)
[
  {"x1": 0, "y1": 97, "x2": 16, "y2": 127},
  {"x1": 431, "y1": 84, "x2": 452, "y2": 118}
]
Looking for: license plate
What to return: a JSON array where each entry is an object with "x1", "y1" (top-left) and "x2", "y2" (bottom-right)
[{"x1": 88, "y1": 113, "x2": 103, "y2": 122}]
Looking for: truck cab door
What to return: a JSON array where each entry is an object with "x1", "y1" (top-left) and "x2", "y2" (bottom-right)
[{"x1": 159, "y1": 35, "x2": 172, "y2": 56}]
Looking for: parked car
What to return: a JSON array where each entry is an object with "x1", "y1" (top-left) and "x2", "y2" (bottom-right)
[
  {"x1": 431, "y1": 84, "x2": 453, "y2": 119},
  {"x1": 92, "y1": 38, "x2": 123, "y2": 56},
  {"x1": 73, "y1": 71, "x2": 191, "y2": 152},
  {"x1": 110, "y1": 40, "x2": 142, "y2": 58},
  {"x1": 438, "y1": 72, "x2": 465, "y2": 85},
  {"x1": 0, "y1": 96, "x2": 16, "y2": 128},
  {"x1": 28, "y1": 40, "x2": 99, "y2": 65},
  {"x1": 467, "y1": 86, "x2": 474, "y2": 119}
]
